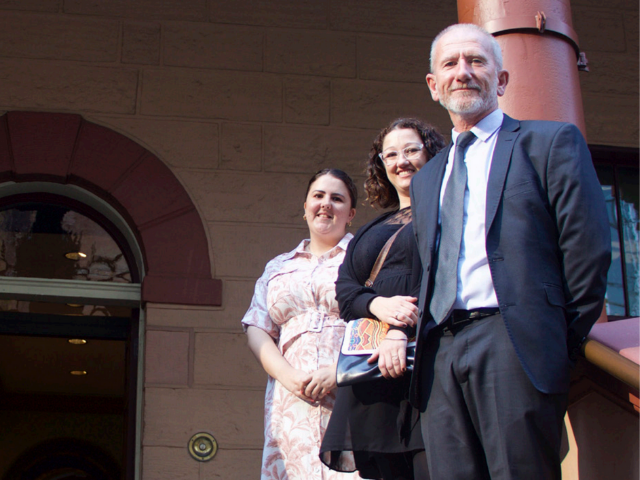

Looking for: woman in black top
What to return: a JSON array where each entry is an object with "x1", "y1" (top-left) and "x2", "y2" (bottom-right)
[{"x1": 321, "y1": 118, "x2": 445, "y2": 480}]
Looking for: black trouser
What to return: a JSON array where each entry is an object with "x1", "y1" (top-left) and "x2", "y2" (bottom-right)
[
  {"x1": 357, "y1": 451, "x2": 429, "y2": 480},
  {"x1": 419, "y1": 314, "x2": 567, "y2": 480}
]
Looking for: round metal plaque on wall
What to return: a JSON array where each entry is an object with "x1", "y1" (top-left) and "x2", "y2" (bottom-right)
[{"x1": 188, "y1": 432, "x2": 218, "y2": 462}]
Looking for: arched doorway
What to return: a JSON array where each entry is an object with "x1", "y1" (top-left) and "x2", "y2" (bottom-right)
[
  {"x1": 0, "y1": 194, "x2": 140, "y2": 480},
  {"x1": 0, "y1": 112, "x2": 223, "y2": 480}
]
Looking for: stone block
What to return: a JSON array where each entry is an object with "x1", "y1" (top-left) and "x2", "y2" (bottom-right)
[
  {"x1": 0, "y1": 0, "x2": 60, "y2": 12},
  {"x1": 572, "y1": 0, "x2": 637, "y2": 11},
  {"x1": 624, "y1": 11, "x2": 639, "y2": 55},
  {"x1": 177, "y1": 170, "x2": 307, "y2": 224},
  {"x1": 93, "y1": 116, "x2": 219, "y2": 169},
  {"x1": 329, "y1": 0, "x2": 456, "y2": 38},
  {"x1": 209, "y1": 0, "x2": 327, "y2": 28},
  {"x1": 146, "y1": 280, "x2": 255, "y2": 331},
  {"x1": 201, "y1": 448, "x2": 262, "y2": 479},
  {"x1": 265, "y1": 30, "x2": 356, "y2": 77},
  {"x1": 122, "y1": 21, "x2": 160, "y2": 65},
  {"x1": 138, "y1": 210, "x2": 212, "y2": 278},
  {"x1": 111, "y1": 153, "x2": 194, "y2": 227},
  {"x1": 220, "y1": 123, "x2": 262, "y2": 171},
  {"x1": 284, "y1": 77, "x2": 331, "y2": 125},
  {"x1": 578, "y1": 51, "x2": 638, "y2": 97},
  {"x1": 63, "y1": 0, "x2": 125, "y2": 16},
  {"x1": 146, "y1": 305, "x2": 224, "y2": 330},
  {"x1": 147, "y1": 290, "x2": 255, "y2": 333},
  {"x1": 221, "y1": 280, "x2": 261, "y2": 329},
  {"x1": 64, "y1": 0, "x2": 207, "y2": 21},
  {"x1": 207, "y1": 224, "x2": 305, "y2": 278},
  {"x1": 350, "y1": 192, "x2": 381, "y2": 226},
  {"x1": 142, "y1": 446, "x2": 199, "y2": 480},
  {"x1": 583, "y1": 93, "x2": 639, "y2": 147},
  {"x1": 263, "y1": 125, "x2": 375, "y2": 174},
  {"x1": 0, "y1": 12, "x2": 119, "y2": 62},
  {"x1": 573, "y1": 7, "x2": 626, "y2": 53},
  {"x1": 163, "y1": 23, "x2": 263, "y2": 72},
  {"x1": 358, "y1": 34, "x2": 431, "y2": 83},
  {"x1": 0, "y1": 59, "x2": 138, "y2": 114},
  {"x1": 145, "y1": 330, "x2": 190, "y2": 386},
  {"x1": 141, "y1": 69, "x2": 282, "y2": 122},
  {"x1": 331, "y1": 78, "x2": 451, "y2": 130},
  {"x1": 143, "y1": 387, "x2": 264, "y2": 448},
  {"x1": 8, "y1": 111, "x2": 80, "y2": 177},
  {"x1": 71, "y1": 119, "x2": 147, "y2": 190},
  {"x1": 128, "y1": 0, "x2": 207, "y2": 20},
  {"x1": 194, "y1": 332, "x2": 265, "y2": 387}
]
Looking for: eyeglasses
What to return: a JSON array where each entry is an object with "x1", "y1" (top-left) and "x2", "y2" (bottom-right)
[{"x1": 379, "y1": 144, "x2": 425, "y2": 165}]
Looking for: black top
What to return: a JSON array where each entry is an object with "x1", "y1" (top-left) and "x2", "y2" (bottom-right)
[
  {"x1": 336, "y1": 207, "x2": 421, "y2": 327},
  {"x1": 321, "y1": 208, "x2": 424, "y2": 477}
]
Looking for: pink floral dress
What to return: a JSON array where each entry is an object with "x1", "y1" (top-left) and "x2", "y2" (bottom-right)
[{"x1": 242, "y1": 234, "x2": 361, "y2": 480}]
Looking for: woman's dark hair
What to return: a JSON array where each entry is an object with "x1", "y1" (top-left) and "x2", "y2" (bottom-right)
[
  {"x1": 305, "y1": 168, "x2": 358, "y2": 208},
  {"x1": 365, "y1": 118, "x2": 446, "y2": 209}
]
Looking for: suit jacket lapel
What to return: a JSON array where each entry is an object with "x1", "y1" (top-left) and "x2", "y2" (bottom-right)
[
  {"x1": 485, "y1": 115, "x2": 520, "y2": 232},
  {"x1": 425, "y1": 143, "x2": 451, "y2": 260}
]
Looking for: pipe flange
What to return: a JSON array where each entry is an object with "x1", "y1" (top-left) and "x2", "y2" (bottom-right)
[{"x1": 188, "y1": 432, "x2": 218, "y2": 462}]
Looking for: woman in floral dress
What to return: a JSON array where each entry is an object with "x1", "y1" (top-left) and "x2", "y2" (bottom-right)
[{"x1": 242, "y1": 169, "x2": 362, "y2": 480}]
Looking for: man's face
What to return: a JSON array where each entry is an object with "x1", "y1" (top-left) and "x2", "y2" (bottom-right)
[{"x1": 426, "y1": 29, "x2": 508, "y2": 122}]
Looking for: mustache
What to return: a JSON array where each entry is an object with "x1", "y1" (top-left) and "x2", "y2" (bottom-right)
[{"x1": 449, "y1": 83, "x2": 481, "y2": 93}]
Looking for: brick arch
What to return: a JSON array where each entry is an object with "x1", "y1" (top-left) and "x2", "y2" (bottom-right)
[{"x1": 0, "y1": 111, "x2": 221, "y2": 306}]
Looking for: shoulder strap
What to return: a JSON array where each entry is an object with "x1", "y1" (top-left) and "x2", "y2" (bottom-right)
[{"x1": 365, "y1": 222, "x2": 410, "y2": 288}]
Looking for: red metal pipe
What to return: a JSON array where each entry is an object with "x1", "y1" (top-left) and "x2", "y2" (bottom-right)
[{"x1": 457, "y1": 0, "x2": 587, "y2": 139}]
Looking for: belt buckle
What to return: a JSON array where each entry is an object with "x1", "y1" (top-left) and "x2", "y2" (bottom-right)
[
  {"x1": 450, "y1": 311, "x2": 470, "y2": 326},
  {"x1": 468, "y1": 310, "x2": 482, "y2": 320}
]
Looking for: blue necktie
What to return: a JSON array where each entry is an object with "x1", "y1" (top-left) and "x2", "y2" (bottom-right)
[{"x1": 430, "y1": 131, "x2": 477, "y2": 324}]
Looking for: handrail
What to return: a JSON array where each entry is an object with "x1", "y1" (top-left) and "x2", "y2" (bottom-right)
[{"x1": 582, "y1": 338, "x2": 639, "y2": 390}]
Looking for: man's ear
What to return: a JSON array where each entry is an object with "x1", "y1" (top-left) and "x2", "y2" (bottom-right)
[
  {"x1": 426, "y1": 73, "x2": 439, "y2": 102},
  {"x1": 496, "y1": 69, "x2": 509, "y2": 97}
]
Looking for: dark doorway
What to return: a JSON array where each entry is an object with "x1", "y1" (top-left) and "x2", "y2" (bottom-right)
[
  {"x1": 0, "y1": 308, "x2": 135, "y2": 480},
  {"x1": 0, "y1": 195, "x2": 141, "y2": 480}
]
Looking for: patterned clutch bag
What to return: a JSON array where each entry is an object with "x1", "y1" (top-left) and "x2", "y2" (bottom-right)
[{"x1": 341, "y1": 318, "x2": 390, "y2": 355}]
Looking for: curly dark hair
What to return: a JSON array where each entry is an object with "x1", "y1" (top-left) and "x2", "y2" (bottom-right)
[{"x1": 364, "y1": 118, "x2": 446, "y2": 210}]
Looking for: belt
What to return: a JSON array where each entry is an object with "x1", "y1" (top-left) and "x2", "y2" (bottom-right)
[{"x1": 442, "y1": 307, "x2": 500, "y2": 334}]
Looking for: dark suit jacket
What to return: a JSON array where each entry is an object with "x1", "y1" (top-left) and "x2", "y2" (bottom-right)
[{"x1": 409, "y1": 114, "x2": 611, "y2": 403}]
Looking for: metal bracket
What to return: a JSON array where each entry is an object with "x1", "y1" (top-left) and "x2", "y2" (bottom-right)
[
  {"x1": 578, "y1": 52, "x2": 590, "y2": 72},
  {"x1": 535, "y1": 11, "x2": 546, "y2": 33},
  {"x1": 484, "y1": 12, "x2": 587, "y2": 69}
]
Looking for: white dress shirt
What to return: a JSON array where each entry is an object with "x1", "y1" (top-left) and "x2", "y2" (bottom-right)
[{"x1": 439, "y1": 109, "x2": 504, "y2": 309}]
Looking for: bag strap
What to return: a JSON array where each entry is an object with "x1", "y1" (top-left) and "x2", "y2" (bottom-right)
[{"x1": 365, "y1": 222, "x2": 409, "y2": 288}]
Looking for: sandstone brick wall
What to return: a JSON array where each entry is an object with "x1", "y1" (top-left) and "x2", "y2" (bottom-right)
[{"x1": 0, "y1": 1, "x2": 636, "y2": 479}]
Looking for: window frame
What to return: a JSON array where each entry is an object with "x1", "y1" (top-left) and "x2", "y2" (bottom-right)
[{"x1": 590, "y1": 144, "x2": 639, "y2": 318}]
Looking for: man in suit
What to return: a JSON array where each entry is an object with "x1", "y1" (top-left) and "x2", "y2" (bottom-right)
[{"x1": 408, "y1": 23, "x2": 611, "y2": 479}]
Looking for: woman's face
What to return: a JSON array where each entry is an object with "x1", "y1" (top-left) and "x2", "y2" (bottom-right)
[
  {"x1": 381, "y1": 128, "x2": 428, "y2": 201},
  {"x1": 304, "y1": 174, "x2": 356, "y2": 241}
]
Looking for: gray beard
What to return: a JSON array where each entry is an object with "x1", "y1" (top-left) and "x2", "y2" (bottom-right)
[
  {"x1": 441, "y1": 91, "x2": 495, "y2": 116},
  {"x1": 440, "y1": 77, "x2": 499, "y2": 117}
]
